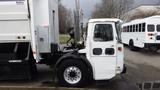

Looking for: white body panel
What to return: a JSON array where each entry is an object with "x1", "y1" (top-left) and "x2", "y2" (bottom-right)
[
  {"x1": 79, "y1": 19, "x2": 124, "y2": 80},
  {"x1": 0, "y1": 0, "x2": 59, "y2": 62},
  {"x1": 37, "y1": 26, "x2": 50, "y2": 53},
  {"x1": 122, "y1": 16, "x2": 160, "y2": 48},
  {"x1": 30, "y1": 0, "x2": 59, "y2": 56},
  {"x1": 0, "y1": 0, "x2": 30, "y2": 43},
  {"x1": 0, "y1": 20, "x2": 31, "y2": 42}
]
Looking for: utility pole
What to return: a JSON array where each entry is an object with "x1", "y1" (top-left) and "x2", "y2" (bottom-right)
[{"x1": 74, "y1": 0, "x2": 80, "y2": 42}]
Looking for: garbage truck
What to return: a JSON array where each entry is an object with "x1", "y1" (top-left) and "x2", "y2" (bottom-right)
[{"x1": 0, "y1": 0, "x2": 126, "y2": 87}]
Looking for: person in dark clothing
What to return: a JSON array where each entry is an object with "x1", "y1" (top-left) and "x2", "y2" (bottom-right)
[{"x1": 66, "y1": 28, "x2": 75, "y2": 45}]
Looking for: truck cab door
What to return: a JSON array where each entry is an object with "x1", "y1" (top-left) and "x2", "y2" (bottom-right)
[{"x1": 90, "y1": 23, "x2": 117, "y2": 80}]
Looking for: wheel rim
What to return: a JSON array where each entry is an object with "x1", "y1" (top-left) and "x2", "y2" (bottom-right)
[{"x1": 63, "y1": 66, "x2": 82, "y2": 84}]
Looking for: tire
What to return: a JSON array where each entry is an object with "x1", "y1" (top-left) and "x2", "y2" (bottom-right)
[
  {"x1": 57, "y1": 59, "x2": 90, "y2": 87},
  {"x1": 129, "y1": 40, "x2": 139, "y2": 51}
]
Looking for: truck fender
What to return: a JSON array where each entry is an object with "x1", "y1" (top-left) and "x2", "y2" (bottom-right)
[{"x1": 55, "y1": 53, "x2": 93, "y2": 77}]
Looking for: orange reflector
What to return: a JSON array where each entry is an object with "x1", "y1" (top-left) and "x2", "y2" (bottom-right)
[{"x1": 118, "y1": 47, "x2": 122, "y2": 52}]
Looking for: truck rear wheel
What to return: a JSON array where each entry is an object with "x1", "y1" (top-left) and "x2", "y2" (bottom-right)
[{"x1": 57, "y1": 59, "x2": 89, "y2": 87}]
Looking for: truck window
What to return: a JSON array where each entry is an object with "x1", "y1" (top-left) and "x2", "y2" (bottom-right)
[
  {"x1": 133, "y1": 25, "x2": 135, "y2": 32},
  {"x1": 94, "y1": 24, "x2": 113, "y2": 42},
  {"x1": 148, "y1": 25, "x2": 155, "y2": 32},
  {"x1": 115, "y1": 21, "x2": 122, "y2": 42}
]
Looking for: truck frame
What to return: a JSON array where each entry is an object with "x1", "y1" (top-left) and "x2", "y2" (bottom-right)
[{"x1": 0, "y1": 0, "x2": 126, "y2": 87}]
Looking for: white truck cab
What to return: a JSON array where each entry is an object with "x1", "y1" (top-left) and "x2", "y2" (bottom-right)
[
  {"x1": 82, "y1": 19, "x2": 124, "y2": 80},
  {"x1": 56, "y1": 19, "x2": 125, "y2": 87}
]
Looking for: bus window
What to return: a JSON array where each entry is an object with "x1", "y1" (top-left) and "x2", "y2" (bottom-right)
[
  {"x1": 124, "y1": 27, "x2": 127, "y2": 32},
  {"x1": 139, "y1": 24, "x2": 142, "y2": 32},
  {"x1": 125, "y1": 27, "x2": 127, "y2": 32},
  {"x1": 133, "y1": 25, "x2": 136, "y2": 32},
  {"x1": 148, "y1": 25, "x2": 155, "y2": 32},
  {"x1": 157, "y1": 25, "x2": 160, "y2": 32},
  {"x1": 123, "y1": 27, "x2": 126, "y2": 32},
  {"x1": 127, "y1": 26, "x2": 129, "y2": 32},
  {"x1": 136, "y1": 24, "x2": 138, "y2": 32},
  {"x1": 142, "y1": 23, "x2": 145, "y2": 32},
  {"x1": 130, "y1": 25, "x2": 132, "y2": 32}
]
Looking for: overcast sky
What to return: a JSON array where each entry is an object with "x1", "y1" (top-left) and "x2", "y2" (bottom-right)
[
  {"x1": 62, "y1": 0, "x2": 100, "y2": 22},
  {"x1": 62, "y1": 0, "x2": 159, "y2": 22}
]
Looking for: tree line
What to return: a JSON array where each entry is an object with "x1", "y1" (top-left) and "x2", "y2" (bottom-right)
[
  {"x1": 58, "y1": 0, "x2": 73, "y2": 34},
  {"x1": 91, "y1": 0, "x2": 133, "y2": 19},
  {"x1": 58, "y1": 0, "x2": 160, "y2": 34},
  {"x1": 91, "y1": 0, "x2": 160, "y2": 22}
]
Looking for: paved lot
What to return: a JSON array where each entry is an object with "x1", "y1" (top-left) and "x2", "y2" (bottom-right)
[
  {"x1": 123, "y1": 47, "x2": 160, "y2": 90},
  {"x1": 0, "y1": 47, "x2": 160, "y2": 90}
]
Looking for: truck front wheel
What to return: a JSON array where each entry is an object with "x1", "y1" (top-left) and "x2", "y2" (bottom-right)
[{"x1": 57, "y1": 59, "x2": 89, "y2": 87}]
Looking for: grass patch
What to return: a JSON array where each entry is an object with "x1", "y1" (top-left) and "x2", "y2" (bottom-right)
[{"x1": 60, "y1": 34, "x2": 70, "y2": 44}]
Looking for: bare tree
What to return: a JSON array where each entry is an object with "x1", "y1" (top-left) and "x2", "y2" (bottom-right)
[
  {"x1": 126, "y1": 6, "x2": 160, "y2": 22},
  {"x1": 58, "y1": 1, "x2": 73, "y2": 34},
  {"x1": 91, "y1": 0, "x2": 133, "y2": 19},
  {"x1": 157, "y1": 0, "x2": 160, "y2": 4}
]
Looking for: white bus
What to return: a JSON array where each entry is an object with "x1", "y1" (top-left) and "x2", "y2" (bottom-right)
[{"x1": 121, "y1": 15, "x2": 160, "y2": 51}]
